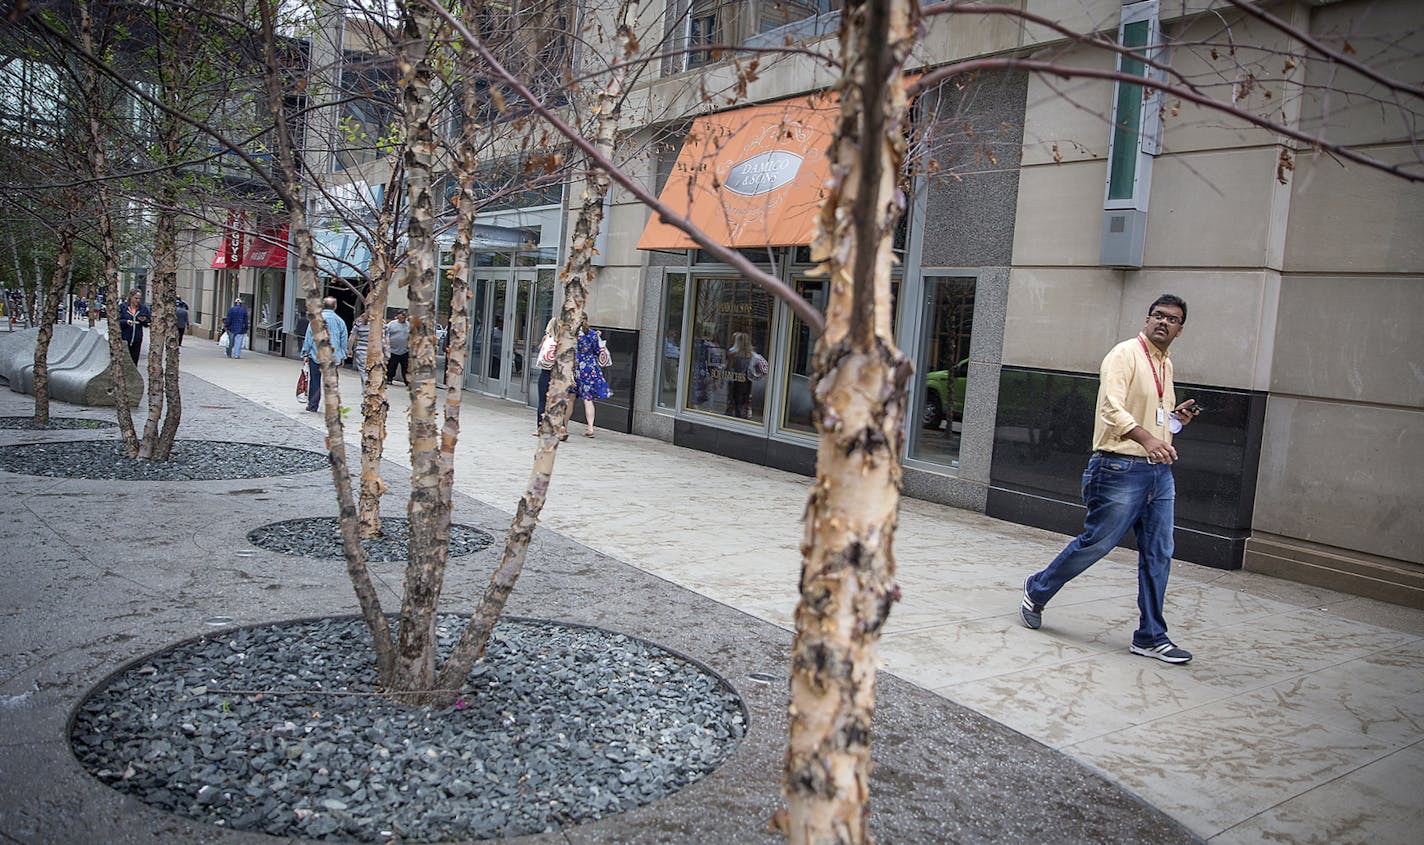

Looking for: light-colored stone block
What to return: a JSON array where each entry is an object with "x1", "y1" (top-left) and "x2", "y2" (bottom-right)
[
  {"x1": 1142, "y1": 147, "x2": 1280, "y2": 268},
  {"x1": 1011, "y1": 161, "x2": 1111, "y2": 267},
  {"x1": 1299, "y1": 0, "x2": 1424, "y2": 148},
  {"x1": 1283, "y1": 144, "x2": 1424, "y2": 274},
  {"x1": 1254, "y1": 396, "x2": 1424, "y2": 564},
  {"x1": 1002, "y1": 266, "x2": 1127, "y2": 373},
  {"x1": 1270, "y1": 273, "x2": 1424, "y2": 406},
  {"x1": 1118, "y1": 268, "x2": 1278, "y2": 391}
]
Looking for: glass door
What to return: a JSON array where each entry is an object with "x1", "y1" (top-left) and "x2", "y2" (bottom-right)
[
  {"x1": 507, "y1": 273, "x2": 533, "y2": 404},
  {"x1": 464, "y1": 276, "x2": 491, "y2": 392},
  {"x1": 464, "y1": 260, "x2": 558, "y2": 403}
]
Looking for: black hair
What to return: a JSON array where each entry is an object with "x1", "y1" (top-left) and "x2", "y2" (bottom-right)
[{"x1": 1149, "y1": 294, "x2": 1187, "y2": 324}]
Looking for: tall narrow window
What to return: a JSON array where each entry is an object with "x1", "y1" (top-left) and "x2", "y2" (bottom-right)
[
  {"x1": 1100, "y1": 0, "x2": 1161, "y2": 267},
  {"x1": 909, "y1": 276, "x2": 975, "y2": 469},
  {"x1": 658, "y1": 272, "x2": 688, "y2": 409},
  {"x1": 687, "y1": 2, "x2": 721, "y2": 68},
  {"x1": 1104, "y1": 0, "x2": 1161, "y2": 211}
]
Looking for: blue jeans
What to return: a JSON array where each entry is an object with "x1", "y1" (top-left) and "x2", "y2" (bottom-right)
[
  {"x1": 306, "y1": 357, "x2": 322, "y2": 411},
  {"x1": 1026, "y1": 453, "x2": 1176, "y2": 648}
]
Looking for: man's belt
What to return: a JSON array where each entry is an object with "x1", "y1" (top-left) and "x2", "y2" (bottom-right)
[{"x1": 1093, "y1": 450, "x2": 1158, "y2": 464}]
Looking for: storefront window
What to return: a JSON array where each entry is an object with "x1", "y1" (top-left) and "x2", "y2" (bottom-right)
[
  {"x1": 909, "y1": 276, "x2": 975, "y2": 468},
  {"x1": 684, "y1": 277, "x2": 773, "y2": 422},
  {"x1": 257, "y1": 269, "x2": 283, "y2": 329},
  {"x1": 782, "y1": 278, "x2": 899, "y2": 435},
  {"x1": 781, "y1": 279, "x2": 827, "y2": 434},
  {"x1": 658, "y1": 272, "x2": 687, "y2": 408}
]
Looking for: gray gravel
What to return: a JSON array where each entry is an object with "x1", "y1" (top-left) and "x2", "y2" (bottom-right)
[
  {"x1": 0, "y1": 415, "x2": 115, "y2": 429},
  {"x1": 0, "y1": 438, "x2": 328, "y2": 480},
  {"x1": 70, "y1": 616, "x2": 746, "y2": 842},
  {"x1": 247, "y1": 517, "x2": 495, "y2": 562}
]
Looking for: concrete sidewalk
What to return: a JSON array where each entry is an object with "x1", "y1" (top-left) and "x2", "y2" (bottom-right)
[
  {"x1": 1, "y1": 350, "x2": 1199, "y2": 844},
  {"x1": 176, "y1": 342, "x2": 1424, "y2": 845}
]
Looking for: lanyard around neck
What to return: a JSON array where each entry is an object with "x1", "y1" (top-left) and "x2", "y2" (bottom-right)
[{"x1": 1137, "y1": 335, "x2": 1164, "y2": 402}]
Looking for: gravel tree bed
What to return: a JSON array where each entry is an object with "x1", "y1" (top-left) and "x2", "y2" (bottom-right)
[
  {"x1": 0, "y1": 416, "x2": 115, "y2": 430},
  {"x1": 0, "y1": 439, "x2": 328, "y2": 480},
  {"x1": 247, "y1": 517, "x2": 494, "y2": 562},
  {"x1": 71, "y1": 616, "x2": 746, "y2": 842}
]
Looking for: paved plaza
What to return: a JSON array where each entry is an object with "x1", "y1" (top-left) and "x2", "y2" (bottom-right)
[{"x1": 1, "y1": 331, "x2": 1421, "y2": 843}]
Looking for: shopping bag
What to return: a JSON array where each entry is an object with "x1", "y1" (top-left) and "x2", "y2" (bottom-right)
[{"x1": 296, "y1": 367, "x2": 309, "y2": 401}]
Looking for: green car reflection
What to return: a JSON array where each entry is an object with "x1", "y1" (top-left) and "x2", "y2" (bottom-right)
[{"x1": 922, "y1": 359, "x2": 968, "y2": 429}]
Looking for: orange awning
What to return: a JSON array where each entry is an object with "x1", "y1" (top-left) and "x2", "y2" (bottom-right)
[{"x1": 637, "y1": 93, "x2": 838, "y2": 251}]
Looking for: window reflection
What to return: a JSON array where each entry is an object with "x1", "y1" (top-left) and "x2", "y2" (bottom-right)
[
  {"x1": 685, "y1": 277, "x2": 773, "y2": 422},
  {"x1": 659, "y1": 273, "x2": 687, "y2": 408},
  {"x1": 782, "y1": 278, "x2": 897, "y2": 435},
  {"x1": 910, "y1": 276, "x2": 975, "y2": 468},
  {"x1": 781, "y1": 279, "x2": 826, "y2": 434}
]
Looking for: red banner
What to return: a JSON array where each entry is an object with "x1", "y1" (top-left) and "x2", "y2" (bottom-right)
[{"x1": 210, "y1": 210, "x2": 246, "y2": 269}]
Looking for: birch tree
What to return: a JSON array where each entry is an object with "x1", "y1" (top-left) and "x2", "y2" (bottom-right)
[{"x1": 778, "y1": 0, "x2": 916, "y2": 837}]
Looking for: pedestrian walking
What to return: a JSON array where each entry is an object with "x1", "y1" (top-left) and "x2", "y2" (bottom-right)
[
  {"x1": 224, "y1": 298, "x2": 249, "y2": 358},
  {"x1": 572, "y1": 315, "x2": 611, "y2": 438},
  {"x1": 533, "y1": 317, "x2": 568, "y2": 440},
  {"x1": 351, "y1": 312, "x2": 371, "y2": 386},
  {"x1": 1019, "y1": 294, "x2": 1202, "y2": 664},
  {"x1": 174, "y1": 300, "x2": 189, "y2": 345},
  {"x1": 302, "y1": 297, "x2": 350, "y2": 413},
  {"x1": 384, "y1": 311, "x2": 410, "y2": 385},
  {"x1": 117, "y1": 289, "x2": 151, "y2": 365}
]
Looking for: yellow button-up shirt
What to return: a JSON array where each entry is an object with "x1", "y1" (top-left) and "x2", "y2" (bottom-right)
[{"x1": 1092, "y1": 332, "x2": 1175, "y2": 456}]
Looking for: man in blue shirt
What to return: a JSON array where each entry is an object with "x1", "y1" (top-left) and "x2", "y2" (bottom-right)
[
  {"x1": 301, "y1": 296, "x2": 350, "y2": 413},
  {"x1": 224, "y1": 298, "x2": 249, "y2": 358}
]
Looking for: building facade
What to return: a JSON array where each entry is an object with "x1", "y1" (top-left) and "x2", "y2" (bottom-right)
[
  {"x1": 150, "y1": 0, "x2": 1421, "y2": 607},
  {"x1": 576, "y1": 0, "x2": 1423, "y2": 606}
]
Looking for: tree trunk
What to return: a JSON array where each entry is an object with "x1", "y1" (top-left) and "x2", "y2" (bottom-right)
[
  {"x1": 389, "y1": 0, "x2": 450, "y2": 705},
  {"x1": 434, "y1": 1, "x2": 637, "y2": 700},
  {"x1": 78, "y1": 3, "x2": 139, "y2": 456},
  {"x1": 139, "y1": 206, "x2": 178, "y2": 459},
  {"x1": 356, "y1": 166, "x2": 404, "y2": 541},
  {"x1": 255, "y1": 0, "x2": 397, "y2": 682},
  {"x1": 148, "y1": 27, "x2": 191, "y2": 462},
  {"x1": 780, "y1": 0, "x2": 918, "y2": 841},
  {"x1": 32, "y1": 226, "x2": 77, "y2": 426}
]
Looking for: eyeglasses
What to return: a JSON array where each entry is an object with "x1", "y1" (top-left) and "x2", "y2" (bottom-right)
[{"x1": 1148, "y1": 311, "x2": 1183, "y2": 326}]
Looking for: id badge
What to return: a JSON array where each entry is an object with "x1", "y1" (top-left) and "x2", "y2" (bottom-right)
[{"x1": 1156, "y1": 407, "x2": 1166, "y2": 426}]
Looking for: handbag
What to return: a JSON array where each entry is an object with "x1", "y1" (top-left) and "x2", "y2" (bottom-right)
[
  {"x1": 749, "y1": 353, "x2": 769, "y2": 380},
  {"x1": 296, "y1": 367, "x2": 309, "y2": 400},
  {"x1": 537, "y1": 336, "x2": 556, "y2": 369},
  {"x1": 597, "y1": 339, "x2": 612, "y2": 368}
]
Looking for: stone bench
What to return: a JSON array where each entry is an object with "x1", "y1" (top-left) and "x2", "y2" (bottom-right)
[{"x1": 0, "y1": 325, "x2": 142, "y2": 407}]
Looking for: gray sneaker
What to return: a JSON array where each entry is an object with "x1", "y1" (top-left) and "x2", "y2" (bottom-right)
[
  {"x1": 1019, "y1": 581, "x2": 1043, "y2": 630},
  {"x1": 1130, "y1": 641, "x2": 1193, "y2": 664}
]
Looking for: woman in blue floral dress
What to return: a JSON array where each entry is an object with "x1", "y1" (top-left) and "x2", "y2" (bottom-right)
[{"x1": 574, "y1": 315, "x2": 612, "y2": 437}]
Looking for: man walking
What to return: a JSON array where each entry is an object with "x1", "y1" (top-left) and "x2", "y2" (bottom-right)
[
  {"x1": 302, "y1": 297, "x2": 350, "y2": 413},
  {"x1": 224, "y1": 298, "x2": 249, "y2": 358},
  {"x1": 1019, "y1": 294, "x2": 1201, "y2": 664},
  {"x1": 385, "y1": 310, "x2": 410, "y2": 384},
  {"x1": 174, "y1": 299, "x2": 189, "y2": 345}
]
